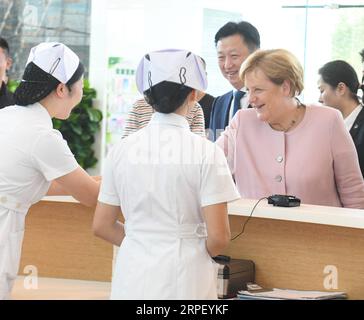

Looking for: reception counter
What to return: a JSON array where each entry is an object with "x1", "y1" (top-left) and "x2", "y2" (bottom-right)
[
  {"x1": 226, "y1": 199, "x2": 364, "y2": 299},
  {"x1": 19, "y1": 197, "x2": 364, "y2": 299},
  {"x1": 19, "y1": 196, "x2": 114, "y2": 282}
]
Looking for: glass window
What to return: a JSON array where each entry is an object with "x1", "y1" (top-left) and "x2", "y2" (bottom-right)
[
  {"x1": 0, "y1": 0, "x2": 90, "y2": 80},
  {"x1": 298, "y1": 0, "x2": 364, "y2": 102}
]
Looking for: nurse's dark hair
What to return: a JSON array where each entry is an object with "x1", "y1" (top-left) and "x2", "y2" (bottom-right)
[
  {"x1": 144, "y1": 81, "x2": 193, "y2": 113},
  {"x1": 14, "y1": 61, "x2": 84, "y2": 106},
  {"x1": 318, "y1": 60, "x2": 360, "y2": 104}
]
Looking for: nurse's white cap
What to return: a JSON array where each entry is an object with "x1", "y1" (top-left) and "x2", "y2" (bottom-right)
[
  {"x1": 25, "y1": 42, "x2": 79, "y2": 84},
  {"x1": 135, "y1": 49, "x2": 208, "y2": 94}
]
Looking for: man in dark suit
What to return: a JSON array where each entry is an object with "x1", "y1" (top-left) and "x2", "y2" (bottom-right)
[
  {"x1": 0, "y1": 37, "x2": 14, "y2": 109},
  {"x1": 208, "y1": 21, "x2": 260, "y2": 141}
]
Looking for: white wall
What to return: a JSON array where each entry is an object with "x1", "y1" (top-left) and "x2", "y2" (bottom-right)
[{"x1": 87, "y1": 1, "x2": 105, "y2": 175}]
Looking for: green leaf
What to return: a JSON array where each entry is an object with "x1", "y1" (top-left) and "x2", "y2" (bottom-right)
[
  {"x1": 70, "y1": 123, "x2": 83, "y2": 135},
  {"x1": 86, "y1": 108, "x2": 103, "y2": 122},
  {"x1": 7, "y1": 80, "x2": 20, "y2": 93},
  {"x1": 68, "y1": 113, "x2": 80, "y2": 122},
  {"x1": 83, "y1": 79, "x2": 90, "y2": 89},
  {"x1": 53, "y1": 119, "x2": 63, "y2": 129},
  {"x1": 81, "y1": 134, "x2": 91, "y2": 142},
  {"x1": 87, "y1": 122, "x2": 100, "y2": 134}
]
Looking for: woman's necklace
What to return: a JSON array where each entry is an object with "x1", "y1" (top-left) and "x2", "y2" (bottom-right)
[
  {"x1": 271, "y1": 99, "x2": 305, "y2": 132},
  {"x1": 281, "y1": 112, "x2": 298, "y2": 132}
]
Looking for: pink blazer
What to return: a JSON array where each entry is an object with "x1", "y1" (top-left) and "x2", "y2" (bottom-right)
[{"x1": 216, "y1": 104, "x2": 364, "y2": 208}]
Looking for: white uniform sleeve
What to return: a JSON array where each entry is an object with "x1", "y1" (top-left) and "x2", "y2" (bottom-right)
[
  {"x1": 31, "y1": 130, "x2": 79, "y2": 181},
  {"x1": 98, "y1": 149, "x2": 120, "y2": 206},
  {"x1": 200, "y1": 144, "x2": 241, "y2": 207}
]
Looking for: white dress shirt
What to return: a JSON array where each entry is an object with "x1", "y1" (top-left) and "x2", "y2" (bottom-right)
[{"x1": 229, "y1": 88, "x2": 249, "y2": 121}]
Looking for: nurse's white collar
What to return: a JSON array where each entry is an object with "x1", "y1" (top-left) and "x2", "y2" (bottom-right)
[
  {"x1": 28, "y1": 102, "x2": 53, "y2": 127},
  {"x1": 149, "y1": 112, "x2": 190, "y2": 129}
]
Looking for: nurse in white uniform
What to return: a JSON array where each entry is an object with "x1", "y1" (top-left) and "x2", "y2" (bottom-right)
[
  {"x1": 93, "y1": 49, "x2": 240, "y2": 299},
  {"x1": 0, "y1": 42, "x2": 100, "y2": 299}
]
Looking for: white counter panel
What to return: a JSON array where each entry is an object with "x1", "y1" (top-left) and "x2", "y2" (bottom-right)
[{"x1": 228, "y1": 199, "x2": 364, "y2": 229}]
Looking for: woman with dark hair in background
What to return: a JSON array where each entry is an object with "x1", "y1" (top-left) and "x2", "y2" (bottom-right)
[
  {"x1": 93, "y1": 49, "x2": 239, "y2": 299},
  {"x1": 0, "y1": 42, "x2": 100, "y2": 299},
  {"x1": 318, "y1": 60, "x2": 364, "y2": 178}
]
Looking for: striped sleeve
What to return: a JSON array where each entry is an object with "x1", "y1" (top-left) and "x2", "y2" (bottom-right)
[
  {"x1": 186, "y1": 103, "x2": 206, "y2": 137},
  {"x1": 122, "y1": 99, "x2": 153, "y2": 138}
]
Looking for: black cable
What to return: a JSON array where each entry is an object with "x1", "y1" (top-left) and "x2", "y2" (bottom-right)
[{"x1": 230, "y1": 197, "x2": 268, "y2": 241}]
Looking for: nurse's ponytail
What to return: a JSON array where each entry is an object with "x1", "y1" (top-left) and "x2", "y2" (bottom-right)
[{"x1": 144, "y1": 81, "x2": 193, "y2": 114}]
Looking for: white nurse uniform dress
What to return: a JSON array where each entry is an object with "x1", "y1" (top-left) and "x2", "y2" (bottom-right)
[
  {"x1": 0, "y1": 103, "x2": 78, "y2": 299},
  {"x1": 99, "y1": 112, "x2": 240, "y2": 299}
]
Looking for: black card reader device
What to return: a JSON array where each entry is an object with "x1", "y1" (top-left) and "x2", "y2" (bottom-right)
[{"x1": 267, "y1": 194, "x2": 301, "y2": 207}]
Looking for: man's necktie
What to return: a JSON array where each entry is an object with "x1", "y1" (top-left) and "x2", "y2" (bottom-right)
[{"x1": 232, "y1": 90, "x2": 245, "y2": 116}]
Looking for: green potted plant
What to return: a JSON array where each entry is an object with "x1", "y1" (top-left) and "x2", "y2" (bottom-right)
[{"x1": 8, "y1": 79, "x2": 103, "y2": 170}]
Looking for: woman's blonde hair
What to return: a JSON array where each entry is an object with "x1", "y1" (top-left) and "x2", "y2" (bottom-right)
[{"x1": 239, "y1": 49, "x2": 304, "y2": 96}]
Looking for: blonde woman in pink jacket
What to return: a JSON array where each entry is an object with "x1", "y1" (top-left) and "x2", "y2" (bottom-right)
[{"x1": 217, "y1": 49, "x2": 364, "y2": 208}]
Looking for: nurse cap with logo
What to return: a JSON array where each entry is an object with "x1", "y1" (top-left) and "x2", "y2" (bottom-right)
[
  {"x1": 135, "y1": 49, "x2": 208, "y2": 94},
  {"x1": 14, "y1": 42, "x2": 84, "y2": 106}
]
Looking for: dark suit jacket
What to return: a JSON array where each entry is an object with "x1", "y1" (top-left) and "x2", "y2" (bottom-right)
[
  {"x1": 0, "y1": 82, "x2": 14, "y2": 109},
  {"x1": 350, "y1": 106, "x2": 364, "y2": 178},
  {"x1": 208, "y1": 91, "x2": 233, "y2": 141},
  {"x1": 198, "y1": 93, "x2": 215, "y2": 129}
]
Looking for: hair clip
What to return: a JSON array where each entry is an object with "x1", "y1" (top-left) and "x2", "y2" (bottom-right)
[
  {"x1": 179, "y1": 67, "x2": 186, "y2": 85},
  {"x1": 148, "y1": 71, "x2": 153, "y2": 89},
  {"x1": 49, "y1": 58, "x2": 61, "y2": 75}
]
